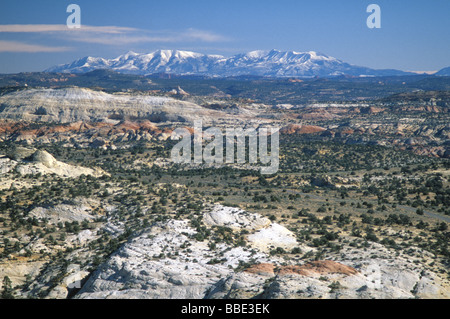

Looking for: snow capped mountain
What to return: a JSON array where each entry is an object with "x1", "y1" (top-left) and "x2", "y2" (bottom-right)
[
  {"x1": 46, "y1": 49, "x2": 411, "y2": 78},
  {"x1": 216, "y1": 49, "x2": 371, "y2": 77},
  {"x1": 53, "y1": 56, "x2": 111, "y2": 74}
]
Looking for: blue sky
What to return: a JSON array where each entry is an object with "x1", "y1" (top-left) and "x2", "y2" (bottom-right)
[{"x1": 0, "y1": 0, "x2": 449, "y2": 73}]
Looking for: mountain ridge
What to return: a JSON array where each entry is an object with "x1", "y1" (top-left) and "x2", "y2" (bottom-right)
[
  {"x1": 436, "y1": 66, "x2": 450, "y2": 76},
  {"x1": 46, "y1": 49, "x2": 415, "y2": 78}
]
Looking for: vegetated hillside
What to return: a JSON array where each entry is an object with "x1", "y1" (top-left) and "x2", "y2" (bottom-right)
[
  {"x1": 1, "y1": 71, "x2": 450, "y2": 104},
  {"x1": 380, "y1": 90, "x2": 450, "y2": 107},
  {"x1": 0, "y1": 70, "x2": 155, "y2": 93},
  {"x1": 436, "y1": 66, "x2": 450, "y2": 76}
]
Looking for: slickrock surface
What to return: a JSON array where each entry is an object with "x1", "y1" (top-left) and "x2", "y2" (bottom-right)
[
  {"x1": 0, "y1": 87, "x2": 228, "y2": 125},
  {"x1": 74, "y1": 205, "x2": 449, "y2": 299},
  {"x1": 0, "y1": 149, "x2": 106, "y2": 182}
]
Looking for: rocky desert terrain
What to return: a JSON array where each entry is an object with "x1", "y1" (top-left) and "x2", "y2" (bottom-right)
[{"x1": 0, "y1": 78, "x2": 448, "y2": 300}]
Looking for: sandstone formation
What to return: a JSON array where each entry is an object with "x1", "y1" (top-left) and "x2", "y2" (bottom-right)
[
  {"x1": 0, "y1": 148, "x2": 106, "y2": 181},
  {"x1": 0, "y1": 87, "x2": 229, "y2": 125},
  {"x1": 74, "y1": 205, "x2": 449, "y2": 299}
]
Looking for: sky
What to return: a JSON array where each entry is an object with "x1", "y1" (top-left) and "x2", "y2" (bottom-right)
[{"x1": 0, "y1": 0, "x2": 449, "y2": 73}]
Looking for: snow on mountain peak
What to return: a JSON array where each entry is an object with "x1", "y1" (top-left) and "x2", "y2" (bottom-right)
[
  {"x1": 244, "y1": 50, "x2": 269, "y2": 59},
  {"x1": 46, "y1": 49, "x2": 411, "y2": 77},
  {"x1": 120, "y1": 51, "x2": 139, "y2": 59}
]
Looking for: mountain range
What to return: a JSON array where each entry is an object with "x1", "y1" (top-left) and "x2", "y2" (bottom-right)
[{"x1": 46, "y1": 49, "x2": 422, "y2": 78}]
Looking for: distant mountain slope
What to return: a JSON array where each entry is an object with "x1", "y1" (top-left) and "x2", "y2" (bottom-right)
[
  {"x1": 46, "y1": 49, "x2": 412, "y2": 78},
  {"x1": 436, "y1": 67, "x2": 450, "y2": 76}
]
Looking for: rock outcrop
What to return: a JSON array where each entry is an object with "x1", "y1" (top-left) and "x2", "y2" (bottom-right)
[
  {"x1": 280, "y1": 124, "x2": 327, "y2": 135},
  {"x1": 0, "y1": 148, "x2": 106, "y2": 180},
  {"x1": 74, "y1": 205, "x2": 450, "y2": 299},
  {"x1": 31, "y1": 150, "x2": 58, "y2": 168},
  {"x1": 0, "y1": 87, "x2": 228, "y2": 125}
]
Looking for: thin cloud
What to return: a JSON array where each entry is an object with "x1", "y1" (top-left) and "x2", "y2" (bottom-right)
[
  {"x1": 0, "y1": 24, "x2": 230, "y2": 52},
  {"x1": 181, "y1": 28, "x2": 230, "y2": 42},
  {"x1": 0, "y1": 24, "x2": 230, "y2": 45},
  {"x1": 64, "y1": 27, "x2": 230, "y2": 45},
  {"x1": 0, "y1": 40, "x2": 70, "y2": 53},
  {"x1": 0, "y1": 24, "x2": 137, "y2": 34},
  {"x1": 67, "y1": 35, "x2": 177, "y2": 45}
]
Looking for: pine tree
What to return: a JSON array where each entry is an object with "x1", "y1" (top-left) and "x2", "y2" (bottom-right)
[{"x1": 1, "y1": 276, "x2": 14, "y2": 299}]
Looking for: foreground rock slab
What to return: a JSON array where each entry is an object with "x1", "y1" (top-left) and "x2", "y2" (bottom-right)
[{"x1": 75, "y1": 205, "x2": 449, "y2": 299}]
